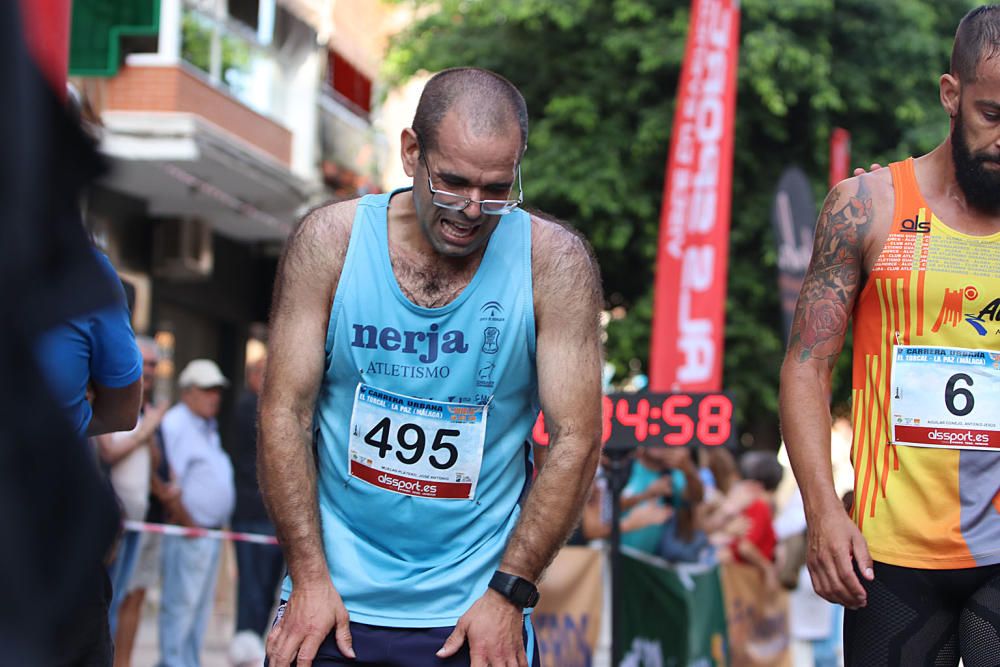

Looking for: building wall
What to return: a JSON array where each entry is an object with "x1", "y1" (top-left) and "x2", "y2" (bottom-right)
[{"x1": 100, "y1": 64, "x2": 293, "y2": 165}]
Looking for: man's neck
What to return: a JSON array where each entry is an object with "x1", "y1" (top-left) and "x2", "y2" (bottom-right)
[{"x1": 916, "y1": 142, "x2": 1000, "y2": 229}]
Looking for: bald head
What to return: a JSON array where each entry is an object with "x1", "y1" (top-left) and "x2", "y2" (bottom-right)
[
  {"x1": 951, "y1": 5, "x2": 1000, "y2": 83},
  {"x1": 411, "y1": 68, "x2": 528, "y2": 157}
]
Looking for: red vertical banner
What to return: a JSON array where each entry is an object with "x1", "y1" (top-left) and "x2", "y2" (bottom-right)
[
  {"x1": 649, "y1": 0, "x2": 741, "y2": 393},
  {"x1": 829, "y1": 127, "x2": 851, "y2": 189}
]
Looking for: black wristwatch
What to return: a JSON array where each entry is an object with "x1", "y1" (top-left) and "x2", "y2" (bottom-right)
[{"x1": 488, "y1": 570, "x2": 540, "y2": 608}]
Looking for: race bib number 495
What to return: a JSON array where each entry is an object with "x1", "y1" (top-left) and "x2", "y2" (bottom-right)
[
  {"x1": 347, "y1": 383, "x2": 487, "y2": 499},
  {"x1": 891, "y1": 346, "x2": 1000, "y2": 451}
]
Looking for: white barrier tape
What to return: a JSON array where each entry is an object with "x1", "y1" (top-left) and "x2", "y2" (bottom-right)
[{"x1": 123, "y1": 520, "x2": 279, "y2": 545}]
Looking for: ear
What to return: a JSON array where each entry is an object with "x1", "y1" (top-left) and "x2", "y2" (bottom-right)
[
  {"x1": 401, "y1": 128, "x2": 420, "y2": 178},
  {"x1": 940, "y1": 73, "x2": 961, "y2": 118}
]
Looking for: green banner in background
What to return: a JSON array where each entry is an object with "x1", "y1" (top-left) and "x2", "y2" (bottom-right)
[
  {"x1": 70, "y1": 0, "x2": 160, "y2": 77},
  {"x1": 683, "y1": 565, "x2": 728, "y2": 667},
  {"x1": 618, "y1": 549, "x2": 728, "y2": 667}
]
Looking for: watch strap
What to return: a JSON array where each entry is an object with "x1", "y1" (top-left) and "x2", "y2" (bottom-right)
[{"x1": 488, "y1": 570, "x2": 540, "y2": 608}]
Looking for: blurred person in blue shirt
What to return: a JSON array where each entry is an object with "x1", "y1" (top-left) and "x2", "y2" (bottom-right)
[{"x1": 35, "y1": 248, "x2": 142, "y2": 438}]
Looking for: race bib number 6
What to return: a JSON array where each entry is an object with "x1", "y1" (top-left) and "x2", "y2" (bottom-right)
[
  {"x1": 347, "y1": 383, "x2": 488, "y2": 499},
  {"x1": 891, "y1": 345, "x2": 1000, "y2": 451}
]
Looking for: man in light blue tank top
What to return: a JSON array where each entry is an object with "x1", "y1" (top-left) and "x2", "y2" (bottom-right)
[{"x1": 259, "y1": 68, "x2": 603, "y2": 666}]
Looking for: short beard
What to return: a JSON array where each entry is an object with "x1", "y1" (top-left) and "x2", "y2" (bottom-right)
[{"x1": 951, "y1": 112, "x2": 1000, "y2": 214}]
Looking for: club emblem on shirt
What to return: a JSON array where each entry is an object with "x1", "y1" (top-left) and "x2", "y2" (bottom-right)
[
  {"x1": 477, "y1": 362, "x2": 496, "y2": 388},
  {"x1": 482, "y1": 327, "x2": 500, "y2": 354},
  {"x1": 932, "y1": 285, "x2": 998, "y2": 336}
]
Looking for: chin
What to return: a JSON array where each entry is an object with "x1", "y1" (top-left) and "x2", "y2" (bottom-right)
[
  {"x1": 430, "y1": 233, "x2": 486, "y2": 258},
  {"x1": 436, "y1": 243, "x2": 481, "y2": 259}
]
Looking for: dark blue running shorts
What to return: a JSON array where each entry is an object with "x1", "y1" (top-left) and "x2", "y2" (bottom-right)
[{"x1": 266, "y1": 602, "x2": 538, "y2": 666}]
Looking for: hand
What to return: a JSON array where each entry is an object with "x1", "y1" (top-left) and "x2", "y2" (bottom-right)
[
  {"x1": 626, "y1": 501, "x2": 673, "y2": 531},
  {"x1": 643, "y1": 475, "x2": 673, "y2": 500},
  {"x1": 266, "y1": 578, "x2": 353, "y2": 666},
  {"x1": 143, "y1": 402, "x2": 168, "y2": 432},
  {"x1": 438, "y1": 589, "x2": 528, "y2": 667},
  {"x1": 723, "y1": 514, "x2": 751, "y2": 538},
  {"x1": 805, "y1": 507, "x2": 874, "y2": 608},
  {"x1": 157, "y1": 481, "x2": 182, "y2": 503},
  {"x1": 853, "y1": 163, "x2": 883, "y2": 176}
]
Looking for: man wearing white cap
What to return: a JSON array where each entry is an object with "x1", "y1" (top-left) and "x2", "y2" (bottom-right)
[{"x1": 158, "y1": 358, "x2": 236, "y2": 667}]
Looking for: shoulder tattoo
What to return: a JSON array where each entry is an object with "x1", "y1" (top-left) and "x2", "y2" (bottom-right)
[{"x1": 787, "y1": 177, "x2": 874, "y2": 365}]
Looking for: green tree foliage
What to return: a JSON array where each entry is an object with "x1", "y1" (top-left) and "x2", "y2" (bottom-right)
[{"x1": 385, "y1": 0, "x2": 978, "y2": 443}]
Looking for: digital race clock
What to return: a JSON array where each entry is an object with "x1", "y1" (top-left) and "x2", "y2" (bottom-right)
[{"x1": 531, "y1": 392, "x2": 735, "y2": 450}]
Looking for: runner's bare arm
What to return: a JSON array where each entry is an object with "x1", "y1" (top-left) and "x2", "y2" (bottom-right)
[
  {"x1": 437, "y1": 217, "x2": 603, "y2": 665},
  {"x1": 259, "y1": 202, "x2": 356, "y2": 666},
  {"x1": 779, "y1": 174, "x2": 886, "y2": 607},
  {"x1": 502, "y1": 217, "x2": 603, "y2": 580}
]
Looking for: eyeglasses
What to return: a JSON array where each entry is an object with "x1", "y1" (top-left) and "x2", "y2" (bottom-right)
[{"x1": 421, "y1": 154, "x2": 523, "y2": 216}]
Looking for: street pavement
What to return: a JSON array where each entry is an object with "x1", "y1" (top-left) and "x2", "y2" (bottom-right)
[{"x1": 129, "y1": 542, "x2": 239, "y2": 667}]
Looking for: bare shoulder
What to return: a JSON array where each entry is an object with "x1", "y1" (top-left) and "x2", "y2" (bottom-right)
[
  {"x1": 271, "y1": 198, "x2": 360, "y2": 320},
  {"x1": 821, "y1": 169, "x2": 894, "y2": 267},
  {"x1": 285, "y1": 199, "x2": 358, "y2": 269},
  {"x1": 825, "y1": 169, "x2": 892, "y2": 217},
  {"x1": 529, "y1": 212, "x2": 602, "y2": 305}
]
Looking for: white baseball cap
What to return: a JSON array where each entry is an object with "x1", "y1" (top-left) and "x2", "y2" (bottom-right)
[{"x1": 177, "y1": 359, "x2": 229, "y2": 389}]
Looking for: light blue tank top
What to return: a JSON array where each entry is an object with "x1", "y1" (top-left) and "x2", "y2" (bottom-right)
[{"x1": 282, "y1": 190, "x2": 538, "y2": 626}]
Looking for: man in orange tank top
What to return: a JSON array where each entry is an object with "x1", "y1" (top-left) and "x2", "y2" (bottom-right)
[{"x1": 780, "y1": 6, "x2": 1000, "y2": 665}]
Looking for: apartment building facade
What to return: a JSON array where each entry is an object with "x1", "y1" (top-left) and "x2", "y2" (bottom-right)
[{"x1": 70, "y1": 0, "x2": 402, "y2": 397}]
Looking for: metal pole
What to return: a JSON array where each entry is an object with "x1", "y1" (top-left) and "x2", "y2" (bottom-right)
[{"x1": 604, "y1": 447, "x2": 633, "y2": 666}]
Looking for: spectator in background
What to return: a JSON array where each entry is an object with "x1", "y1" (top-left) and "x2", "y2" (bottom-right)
[
  {"x1": 578, "y1": 451, "x2": 674, "y2": 543},
  {"x1": 729, "y1": 451, "x2": 783, "y2": 589},
  {"x1": 159, "y1": 359, "x2": 235, "y2": 667},
  {"x1": 700, "y1": 446, "x2": 741, "y2": 501},
  {"x1": 95, "y1": 335, "x2": 166, "y2": 636},
  {"x1": 654, "y1": 447, "x2": 711, "y2": 564},
  {"x1": 616, "y1": 446, "x2": 703, "y2": 555},
  {"x1": 114, "y1": 395, "x2": 183, "y2": 667},
  {"x1": 231, "y1": 350, "x2": 284, "y2": 648}
]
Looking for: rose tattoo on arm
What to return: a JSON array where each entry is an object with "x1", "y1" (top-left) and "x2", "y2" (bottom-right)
[{"x1": 788, "y1": 177, "x2": 874, "y2": 367}]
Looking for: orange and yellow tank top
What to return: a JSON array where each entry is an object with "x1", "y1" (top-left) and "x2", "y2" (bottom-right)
[{"x1": 852, "y1": 158, "x2": 1000, "y2": 569}]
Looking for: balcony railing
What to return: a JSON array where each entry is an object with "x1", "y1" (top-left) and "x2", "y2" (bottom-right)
[{"x1": 180, "y1": 3, "x2": 276, "y2": 119}]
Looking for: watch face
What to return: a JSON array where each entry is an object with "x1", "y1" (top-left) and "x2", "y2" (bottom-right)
[
  {"x1": 490, "y1": 571, "x2": 538, "y2": 608},
  {"x1": 511, "y1": 579, "x2": 537, "y2": 607}
]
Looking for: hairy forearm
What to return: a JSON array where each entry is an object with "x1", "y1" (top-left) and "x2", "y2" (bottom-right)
[
  {"x1": 258, "y1": 403, "x2": 328, "y2": 584},
  {"x1": 500, "y1": 429, "x2": 600, "y2": 582},
  {"x1": 779, "y1": 362, "x2": 840, "y2": 517}
]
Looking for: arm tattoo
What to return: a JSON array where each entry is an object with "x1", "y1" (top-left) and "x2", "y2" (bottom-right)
[{"x1": 788, "y1": 177, "x2": 873, "y2": 367}]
